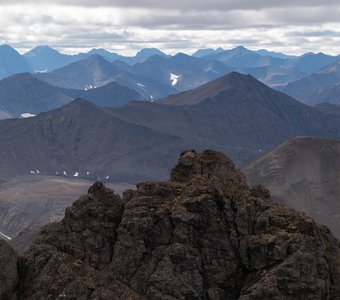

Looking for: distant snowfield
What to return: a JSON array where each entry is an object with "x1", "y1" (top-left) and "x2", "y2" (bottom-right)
[
  {"x1": 170, "y1": 73, "x2": 181, "y2": 86},
  {"x1": 0, "y1": 231, "x2": 11, "y2": 240},
  {"x1": 20, "y1": 113, "x2": 36, "y2": 118},
  {"x1": 84, "y1": 84, "x2": 96, "y2": 90}
]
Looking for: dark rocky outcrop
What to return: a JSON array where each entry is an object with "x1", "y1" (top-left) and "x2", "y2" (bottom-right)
[
  {"x1": 1, "y1": 150, "x2": 339, "y2": 299},
  {"x1": 0, "y1": 239, "x2": 18, "y2": 299}
]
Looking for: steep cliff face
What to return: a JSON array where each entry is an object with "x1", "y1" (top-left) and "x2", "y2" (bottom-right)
[{"x1": 1, "y1": 150, "x2": 339, "y2": 299}]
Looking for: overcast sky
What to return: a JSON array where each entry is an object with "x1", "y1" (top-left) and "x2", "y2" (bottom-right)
[{"x1": 1, "y1": 0, "x2": 340, "y2": 55}]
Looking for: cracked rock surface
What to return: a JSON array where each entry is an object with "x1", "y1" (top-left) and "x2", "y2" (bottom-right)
[{"x1": 1, "y1": 150, "x2": 339, "y2": 299}]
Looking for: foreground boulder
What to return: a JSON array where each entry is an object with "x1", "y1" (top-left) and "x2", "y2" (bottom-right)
[{"x1": 5, "y1": 150, "x2": 340, "y2": 299}]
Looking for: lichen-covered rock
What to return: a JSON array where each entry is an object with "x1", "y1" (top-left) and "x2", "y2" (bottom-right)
[
  {"x1": 0, "y1": 239, "x2": 18, "y2": 300},
  {"x1": 17, "y1": 150, "x2": 340, "y2": 299}
]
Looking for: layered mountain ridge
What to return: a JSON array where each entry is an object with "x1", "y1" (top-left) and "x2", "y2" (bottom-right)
[
  {"x1": 0, "y1": 72, "x2": 340, "y2": 183},
  {"x1": 112, "y1": 72, "x2": 340, "y2": 162},
  {"x1": 2, "y1": 44, "x2": 340, "y2": 100}
]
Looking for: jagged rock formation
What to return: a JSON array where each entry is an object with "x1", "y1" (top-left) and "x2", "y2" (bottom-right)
[
  {"x1": 1, "y1": 150, "x2": 339, "y2": 299},
  {"x1": 0, "y1": 239, "x2": 18, "y2": 299}
]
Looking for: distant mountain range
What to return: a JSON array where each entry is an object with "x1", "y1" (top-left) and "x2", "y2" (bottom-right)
[
  {"x1": 35, "y1": 54, "x2": 179, "y2": 98},
  {"x1": 1, "y1": 44, "x2": 340, "y2": 105},
  {"x1": 1, "y1": 72, "x2": 340, "y2": 183},
  {"x1": 197, "y1": 46, "x2": 340, "y2": 89},
  {"x1": 23, "y1": 46, "x2": 169, "y2": 72},
  {"x1": 243, "y1": 136, "x2": 340, "y2": 239}
]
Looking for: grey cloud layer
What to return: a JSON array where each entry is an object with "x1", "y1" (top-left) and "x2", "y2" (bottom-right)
[
  {"x1": 0, "y1": 1, "x2": 340, "y2": 55},
  {"x1": 0, "y1": 0, "x2": 339, "y2": 10}
]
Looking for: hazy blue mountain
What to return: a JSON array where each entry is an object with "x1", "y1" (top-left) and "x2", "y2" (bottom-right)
[
  {"x1": 200, "y1": 47, "x2": 339, "y2": 89},
  {"x1": 207, "y1": 46, "x2": 285, "y2": 68},
  {"x1": 135, "y1": 48, "x2": 168, "y2": 59},
  {"x1": 116, "y1": 53, "x2": 231, "y2": 94},
  {"x1": 206, "y1": 47, "x2": 336, "y2": 75},
  {"x1": 74, "y1": 48, "x2": 124, "y2": 63},
  {"x1": 110, "y1": 48, "x2": 169, "y2": 65},
  {"x1": 0, "y1": 72, "x2": 143, "y2": 118},
  {"x1": 36, "y1": 52, "x2": 231, "y2": 99},
  {"x1": 35, "y1": 54, "x2": 176, "y2": 99},
  {"x1": 21, "y1": 44, "x2": 340, "y2": 100},
  {"x1": 23, "y1": 46, "x2": 74, "y2": 72},
  {"x1": 255, "y1": 49, "x2": 294, "y2": 59},
  {"x1": 257, "y1": 52, "x2": 339, "y2": 89},
  {"x1": 191, "y1": 47, "x2": 224, "y2": 58},
  {"x1": 36, "y1": 54, "x2": 124, "y2": 90},
  {"x1": 63, "y1": 81, "x2": 143, "y2": 107},
  {"x1": 287, "y1": 52, "x2": 339, "y2": 75},
  {"x1": 0, "y1": 73, "x2": 71, "y2": 117},
  {"x1": 24, "y1": 46, "x2": 124, "y2": 72},
  {"x1": 0, "y1": 45, "x2": 33, "y2": 80},
  {"x1": 283, "y1": 60, "x2": 340, "y2": 105},
  {"x1": 201, "y1": 46, "x2": 305, "y2": 88},
  {"x1": 82, "y1": 48, "x2": 169, "y2": 66},
  {"x1": 24, "y1": 46, "x2": 168, "y2": 72}
]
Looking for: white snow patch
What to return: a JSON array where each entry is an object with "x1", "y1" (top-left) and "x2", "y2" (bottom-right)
[
  {"x1": 150, "y1": 95, "x2": 154, "y2": 102},
  {"x1": 86, "y1": 171, "x2": 90, "y2": 175},
  {"x1": 137, "y1": 83, "x2": 146, "y2": 87},
  {"x1": 73, "y1": 172, "x2": 79, "y2": 177},
  {"x1": 20, "y1": 113, "x2": 36, "y2": 118},
  {"x1": 170, "y1": 73, "x2": 181, "y2": 86},
  {"x1": 0, "y1": 231, "x2": 11, "y2": 240},
  {"x1": 84, "y1": 84, "x2": 96, "y2": 90},
  {"x1": 63, "y1": 171, "x2": 67, "y2": 176},
  {"x1": 36, "y1": 169, "x2": 40, "y2": 174},
  {"x1": 106, "y1": 176, "x2": 110, "y2": 179},
  {"x1": 35, "y1": 69, "x2": 48, "y2": 73},
  {"x1": 30, "y1": 170, "x2": 35, "y2": 174}
]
